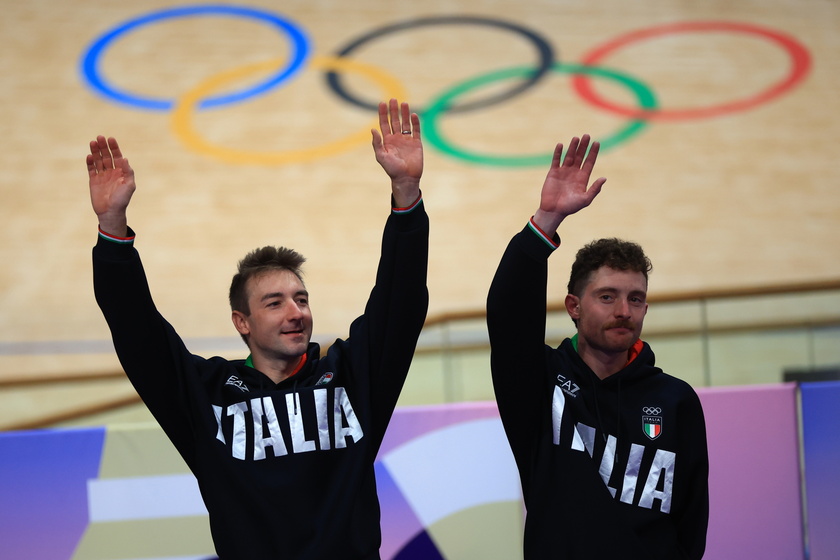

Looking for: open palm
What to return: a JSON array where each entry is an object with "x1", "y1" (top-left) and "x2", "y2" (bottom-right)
[
  {"x1": 87, "y1": 136, "x2": 136, "y2": 235},
  {"x1": 371, "y1": 99, "x2": 423, "y2": 208},
  {"x1": 539, "y1": 135, "x2": 605, "y2": 217}
]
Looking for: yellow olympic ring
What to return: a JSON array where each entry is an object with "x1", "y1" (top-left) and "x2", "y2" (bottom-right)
[{"x1": 171, "y1": 55, "x2": 407, "y2": 165}]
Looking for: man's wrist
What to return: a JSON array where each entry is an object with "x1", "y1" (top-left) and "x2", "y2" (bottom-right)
[
  {"x1": 531, "y1": 209, "x2": 567, "y2": 238},
  {"x1": 97, "y1": 216, "x2": 129, "y2": 239},
  {"x1": 390, "y1": 177, "x2": 421, "y2": 209}
]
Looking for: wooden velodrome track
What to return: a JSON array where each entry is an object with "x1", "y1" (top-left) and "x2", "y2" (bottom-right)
[{"x1": 1, "y1": 0, "x2": 838, "y2": 429}]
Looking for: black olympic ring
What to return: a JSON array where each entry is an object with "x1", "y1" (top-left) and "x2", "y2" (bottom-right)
[{"x1": 324, "y1": 15, "x2": 556, "y2": 114}]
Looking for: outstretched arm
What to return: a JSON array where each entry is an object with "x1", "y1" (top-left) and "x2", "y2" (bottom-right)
[
  {"x1": 371, "y1": 98, "x2": 423, "y2": 208},
  {"x1": 87, "y1": 136, "x2": 136, "y2": 237},
  {"x1": 532, "y1": 134, "x2": 606, "y2": 236}
]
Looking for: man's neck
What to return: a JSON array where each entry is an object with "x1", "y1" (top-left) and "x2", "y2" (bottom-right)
[
  {"x1": 571, "y1": 334, "x2": 630, "y2": 380},
  {"x1": 246, "y1": 353, "x2": 306, "y2": 384}
]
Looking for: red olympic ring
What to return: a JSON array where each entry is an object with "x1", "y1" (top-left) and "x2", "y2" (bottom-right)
[{"x1": 571, "y1": 21, "x2": 812, "y2": 121}]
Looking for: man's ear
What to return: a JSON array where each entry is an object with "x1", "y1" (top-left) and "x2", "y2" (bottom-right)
[
  {"x1": 564, "y1": 294, "x2": 580, "y2": 320},
  {"x1": 231, "y1": 310, "x2": 250, "y2": 336}
]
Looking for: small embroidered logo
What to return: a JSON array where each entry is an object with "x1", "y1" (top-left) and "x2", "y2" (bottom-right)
[
  {"x1": 225, "y1": 375, "x2": 250, "y2": 393},
  {"x1": 316, "y1": 372, "x2": 335, "y2": 386},
  {"x1": 556, "y1": 374, "x2": 581, "y2": 398},
  {"x1": 642, "y1": 406, "x2": 662, "y2": 440}
]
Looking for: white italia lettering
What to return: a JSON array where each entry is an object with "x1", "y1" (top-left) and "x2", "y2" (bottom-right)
[
  {"x1": 549, "y1": 384, "x2": 677, "y2": 513},
  {"x1": 639, "y1": 449, "x2": 676, "y2": 513},
  {"x1": 254, "y1": 397, "x2": 288, "y2": 460},
  {"x1": 552, "y1": 386, "x2": 588, "y2": 452},
  {"x1": 599, "y1": 434, "x2": 618, "y2": 498},
  {"x1": 286, "y1": 393, "x2": 316, "y2": 454},
  {"x1": 620, "y1": 443, "x2": 646, "y2": 505},
  {"x1": 334, "y1": 387, "x2": 363, "y2": 448},
  {"x1": 571, "y1": 425, "x2": 586, "y2": 452},
  {"x1": 227, "y1": 401, "x2": 249, "y2": 460},
  {"x1": 212, "y1": 405, "x2": 225, "y2": 444},
  {"x1": 552, "y1": 386, "x2": 565, "y2": 445},
  {"x1": 212, "y1": 387, "x2": 364, "y2": 460},
  {"x1": 314, "y1": 388, "x2": 331, "y2": 450},
  {"x1": 576, "y1": 422, "x2": 596, "y2": 458}
]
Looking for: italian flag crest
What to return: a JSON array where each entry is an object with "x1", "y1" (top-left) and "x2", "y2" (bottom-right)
[{"x1": 642, "y1": 414, "x2": 662, "y2": 440}]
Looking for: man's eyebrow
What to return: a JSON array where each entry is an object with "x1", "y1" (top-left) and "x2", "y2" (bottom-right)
[
  {"x1": 592, "y1": 286, "x2": 618, "y2": 294},
  {"x1": 260, "y1": 289, "x2": 309, "y2": 302},
  {"x1": 591, "y1": 286, "x2": 647, "y2": 297}
]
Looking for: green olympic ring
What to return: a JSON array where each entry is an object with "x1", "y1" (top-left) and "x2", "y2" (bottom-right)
[{"x1": 422, "y1": 63, "x2": 659, "y2": 167}]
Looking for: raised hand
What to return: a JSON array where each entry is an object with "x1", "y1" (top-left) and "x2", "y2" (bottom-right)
[
  {"x1": 533, "y1": 135, "x2": 606, "y2": 235},
  {"x1": 87, "y1": 136, "x2": 136, "y2": 237},
  {"x1": 371, "y1": 99, "x2": 423, "y2": 208}
]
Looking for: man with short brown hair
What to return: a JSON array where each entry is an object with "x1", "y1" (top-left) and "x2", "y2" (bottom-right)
[
  {"x1": 487, "y1": 135, "x2": 708, "y2": 559},
  {"x1": 88, "y1": 99, "x2": 429, "y2": 559}
]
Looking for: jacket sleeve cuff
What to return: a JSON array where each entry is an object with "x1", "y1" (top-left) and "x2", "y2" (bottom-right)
[
  {"x1": 388, "y1": 193, "x2": 427, "y2": 234},
  {"x1": 391, "y1": 191, "x2": 423, "y2": 214},
  {"x1": 98, "y1": 227, "x2": 136, "y2": 245},
  {"x1": 527, "y1": 217, "x2": 560, "y2": 250},
  {"x1": 95, "y1": 226, "x2": 137, "y2": 260}
]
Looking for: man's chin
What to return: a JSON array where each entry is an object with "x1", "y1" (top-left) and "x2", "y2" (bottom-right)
[{"x1": 602, "y1": 331, "x2": 638, "y2": 350}]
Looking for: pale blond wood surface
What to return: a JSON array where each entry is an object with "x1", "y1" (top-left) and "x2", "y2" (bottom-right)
[{"x1": 1, "y1": 0, "x2": 838, "y2": 414}]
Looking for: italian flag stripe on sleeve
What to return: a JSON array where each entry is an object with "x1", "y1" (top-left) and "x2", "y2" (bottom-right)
[
  {"x1": 393, "y1": 193, "x2": 422, "y2": 214},
  {"x1": 98, "y1": 228, "x2": 135, "y2": 244},
  {"x1": 527, "y1": 217, "x2": 559, "y2": 250}
]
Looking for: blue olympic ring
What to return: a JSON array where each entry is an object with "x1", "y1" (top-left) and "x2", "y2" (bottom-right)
[{"x1": 79, "y1": 5, "x2": 310, "y2": 111}]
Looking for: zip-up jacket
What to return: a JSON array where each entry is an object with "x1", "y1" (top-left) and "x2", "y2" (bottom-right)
[
  {"x1": 487, "y1": 222, "x2": 708, "y2": 560},
  {"x1": 93, "y1": 197, "x2": 429, "y2": 559}
]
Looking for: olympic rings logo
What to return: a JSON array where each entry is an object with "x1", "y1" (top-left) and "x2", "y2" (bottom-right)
[{"x1": 79, "y1": 6, "x2": 811, "y2": 167}]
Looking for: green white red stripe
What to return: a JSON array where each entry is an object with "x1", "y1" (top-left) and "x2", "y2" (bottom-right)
[
  {"x1": 98, "y1": 227, "x2": 135, "y2": 244},
  {"x1": 527, "y1": 217, "x2": 559, "y2": 250}
]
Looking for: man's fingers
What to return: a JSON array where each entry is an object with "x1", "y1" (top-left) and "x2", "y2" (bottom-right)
[
  {"x1": 388, "y1": 98, "x2": 400, "y2": 134},
  {"x1": 562, "y1": 137, "x2": 580, "y2": 166},
  {"x1": 550, "y1": 143, "x2": 564, "y2": 168},
  {"x1": 575, "y1": 134, "x2": 591, "y2": 166},
  {"x1": 586, "y1": 177, "x2": 607, "y2": 202},
  {"x1": 400, "y1": 102, "x2": 411, "y2": 133},
  {"x1": 88, "y1": 136, "x2": 132, "y2": 179},
  {"x1": 410, "y1": 112, "x2": 421, "y2": 139},
  {"x1": 555, "y1": 135, "x2": 600, "y2": 171},
  {"x1": 582, "y1": 141, "x2": 601, "y2": 174},
  {"x1": 371, "y1": 128, "x2": 383, "y2": 154},
  {"x1": 86, "y1": 154, "x2": 97, "y2": 177},
  {"x1": 377, "y1": 102, "x2": 390, "y2": 136},
  {"x1": 107, "y1": 137, "x2": 122, "y2": 160},
  {"x1": 90, "y1": 135, "x2": 115, "y2": 171}
]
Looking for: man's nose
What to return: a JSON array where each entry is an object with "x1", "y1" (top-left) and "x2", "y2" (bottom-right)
[
  {"x1": 288, "y1": 302, "x2": 304, "y2": 318},
  {"x1": 615, "y1": 299, "x2": 631, "y2": 317}
]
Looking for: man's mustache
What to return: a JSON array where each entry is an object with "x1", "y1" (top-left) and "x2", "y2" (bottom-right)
[{"x1": 604, "y1": 320, "x2": 637, "y2": 330}]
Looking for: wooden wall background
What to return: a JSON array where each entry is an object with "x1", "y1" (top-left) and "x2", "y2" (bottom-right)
[{"x1": 1, "y1": 0, "x2": 838, "y2": 428}]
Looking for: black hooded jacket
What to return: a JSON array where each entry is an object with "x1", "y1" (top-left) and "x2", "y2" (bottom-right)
[
  {"x1": 487, "y1": 223, "x2": 709, "y2": 560},
  {"x1": 93, "y1": 199, "x2": 429, "y2": 559}
]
